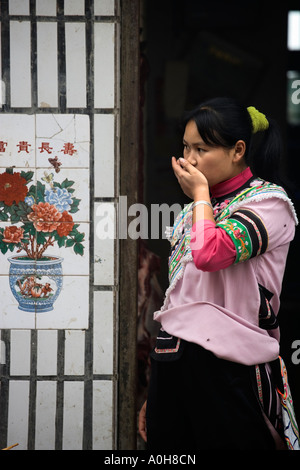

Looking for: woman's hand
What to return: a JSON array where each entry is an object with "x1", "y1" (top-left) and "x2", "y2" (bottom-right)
[
  {"x1": 138, "y1": 401, "x2": 147, "y2": 442},
  {"x1": 171, "y1": 157, "x2": 209, "y2": 200}
]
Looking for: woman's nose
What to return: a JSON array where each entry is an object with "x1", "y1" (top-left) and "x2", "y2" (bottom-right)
[{"x1": 186, "y1": 152, "x2": 197, "y2": 166}]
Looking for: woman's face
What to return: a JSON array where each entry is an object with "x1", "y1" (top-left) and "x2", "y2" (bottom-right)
[{"x1": 182, "y1": 120, "x2": 246, "y2": 187}]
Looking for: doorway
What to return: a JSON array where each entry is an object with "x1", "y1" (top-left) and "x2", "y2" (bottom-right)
[{"x1": 139, "y1": 0, "x2": 300, "y2": 436}]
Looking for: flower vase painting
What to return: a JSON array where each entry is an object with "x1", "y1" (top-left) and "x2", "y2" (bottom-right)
[{"x1": 0, "y1": 114, "x2": 90, "y2": 329}]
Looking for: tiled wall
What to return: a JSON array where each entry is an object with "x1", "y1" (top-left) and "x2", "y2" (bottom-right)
[{"x1": 0, "y1": 0, "x2": 120, "y2": 450}]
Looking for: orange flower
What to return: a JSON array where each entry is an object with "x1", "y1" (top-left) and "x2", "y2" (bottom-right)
[
  {"x1": 56, "y1": 211, "x2": 74, "y2": 237},
  {"x1": 27, "y1": 202, "x2": 62, "y2": 232},
  {"x1": 0, "y1": 171, "x2": 28, "y2": 206},
  {"x1": 2, "y1": 226, "x2": 24, "y2": 243}
]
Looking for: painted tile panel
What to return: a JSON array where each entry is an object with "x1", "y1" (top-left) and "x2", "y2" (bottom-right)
[
  {"x1": 0, "y1": 276, "x2": 36, "y2": 329},
  {"x1": 0, "y1": 114, "x2": 90, "y2": 329},
  {"x1": 36, "y1": 114, "x2": 90, "y2": 168},
  {"x1": 0, "y1": 114, "x2": 35, "y2": 168},
  {"x1": 35, "y1": 276, "x2": 89, "y2": 329}
]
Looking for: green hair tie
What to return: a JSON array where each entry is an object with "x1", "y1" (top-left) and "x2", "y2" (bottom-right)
[{"x1": 247, "y1": 106, "x2": 269, "y2": 133}]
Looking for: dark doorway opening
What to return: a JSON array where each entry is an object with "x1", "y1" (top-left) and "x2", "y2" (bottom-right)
[{"x1": 139, "y1": 0, "x2": 300, "y2": 435}]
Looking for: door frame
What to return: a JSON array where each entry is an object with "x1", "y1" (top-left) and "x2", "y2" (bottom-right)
[{"x1": 118, "y1": 0, "x2": 140, "y2": 450}]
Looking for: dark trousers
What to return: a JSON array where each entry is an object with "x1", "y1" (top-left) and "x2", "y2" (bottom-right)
[{"x1": 146, "y1": 342, "x2": 276, "y2": 451}]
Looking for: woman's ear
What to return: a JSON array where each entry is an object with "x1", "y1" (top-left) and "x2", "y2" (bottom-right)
[{"x1": 233, "y1": 140, "x2": 246, "y2": 162}]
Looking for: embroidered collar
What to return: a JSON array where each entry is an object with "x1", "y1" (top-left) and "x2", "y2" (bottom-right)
[{"x1": 210, "y1": 167, "x2": 254, "y2": 199}]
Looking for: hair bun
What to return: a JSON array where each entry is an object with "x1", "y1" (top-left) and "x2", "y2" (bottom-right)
[{"x1": 247, "y1": 106, "x2": 269, "y2": 133}]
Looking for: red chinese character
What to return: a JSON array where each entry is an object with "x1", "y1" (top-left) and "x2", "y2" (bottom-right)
[
  {"x1": 17, "y1": 141, "x2": 31, "y2": 153},
  {"x1": 61, "y1": 143, "x2": 76, "y2": 156},
  {"x1": 0, "y1": 141, "x2": 7, "y2": 152},
  {"x1": 39, "y1": 142, "x2": 53, "y2": 154}
]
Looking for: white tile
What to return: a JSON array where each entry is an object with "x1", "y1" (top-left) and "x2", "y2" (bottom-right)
[
  {"x1": 94, "y1": 113, "x2": 115, "y2": 197},
  {"x1": 36, "y1": 0, "x2": 57, "y2": 16},
  {"x1": 0, "y1": 114, "x2": 35, "y2": 168},
  {"x1": 35, "y1": 381, "x2": 57, "y2": 450},
  {"x1": 63, "y1": 381, "x2": 84, "y2": 450},
  {"x1": 37, "y1": 22, "x2": 58, "y2": 108},
  {"x1": 9, "y1": 0, "x2": 30, "y2": 15},
  {"x1": 93, "y1": 291, "x2": 114, "y2": 375},
  {"x1": 94, "y1": 202, "x2": 115, "y2": 285},
  {"x1": 7, "y1": 381, "x2": 30, "y2": 450},
  {"x1": 93, "y1": 380, "x2": 113, "y2": 450},
  {"x1": 64, "y1": 0, "x2": 84, "y2": 15},
  {"x1": 94, "y1": 23, "x2": 115, "y2": 108},
  {"x1": 10, "y1": 330, "x2": 31, "y2": 375},
  {"x1": 10, "y1": 21, "x2": 31, "y2": 108},
  {"x1": 0, "y1": 337, "x2": 5, "y2": 364},
  {"x1": 37, "y1": 330, "x2": 57, "y2": 375},
  {"x1": 65, "y1": 23, "x2": 86, "y2": 108},
  {"x1": 94, "y1": 0, "x2": 115, "y2": 16},
  {"x1": 64, "y1": 330, "x2": 85, "y2": 375}
]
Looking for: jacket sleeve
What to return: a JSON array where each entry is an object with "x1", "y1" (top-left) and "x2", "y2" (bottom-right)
[
  {"x1": 190, "y1": 198, "x2": 296, "y2": 272},
  {"x1": 190, "y1": 219, "x2": 236, "y2": 272}
]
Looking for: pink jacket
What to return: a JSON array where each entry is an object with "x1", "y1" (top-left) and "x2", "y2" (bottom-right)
[{"x1": 154, "y1": 169, "x2": 298, "y2": 365}]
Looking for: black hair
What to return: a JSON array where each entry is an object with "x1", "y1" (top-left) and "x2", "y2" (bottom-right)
[{"x1": 182, "y1": 97, "x2": 288, "y2": 190}]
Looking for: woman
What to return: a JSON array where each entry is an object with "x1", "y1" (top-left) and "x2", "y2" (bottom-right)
[{"x1": 138, "y1": 97, "x2": 298, "y2": 450}]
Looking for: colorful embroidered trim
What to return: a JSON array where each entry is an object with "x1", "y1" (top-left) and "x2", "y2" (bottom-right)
[
  {"x1": 216, "y1": 181, "x2": 297, "y2": 224},
  {"x1": 255, "y1": 364, "x2": 264, "y2": 407},
  {"x1": 216, "y1": 208, "x2": 268, "y2": 264},
  {"x1": 154, "y1": 337, "x2": 181, "y2": 354},
  {"x1": 168, "y1": 203, "x2": 193, "y2": 285},
  {"x1": 277, "y1": 356, "x2": 300, "y2": 450}
]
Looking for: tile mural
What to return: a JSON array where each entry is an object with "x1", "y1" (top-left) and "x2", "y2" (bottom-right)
[{"x1": 0, "y1": 114, "x2": 90, "y2": 329}]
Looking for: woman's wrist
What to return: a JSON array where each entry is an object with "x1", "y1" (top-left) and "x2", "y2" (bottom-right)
[{"x1": 193, "y1": 186, "x2": 210, "y2": 203}]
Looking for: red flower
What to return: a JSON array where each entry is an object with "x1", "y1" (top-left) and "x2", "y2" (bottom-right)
[
  {"x1": 56, "y1": 211, "x2": 74, "y2": 237},
  {"x1": 0, "y1": 171, "x2": 28, "y2": 206},
  {"x1": 2, "y1": 226, "x2": 24, "y2": 243},
  {"x1": 27, "y1": 202, "x2": 62, "y2": 232}
]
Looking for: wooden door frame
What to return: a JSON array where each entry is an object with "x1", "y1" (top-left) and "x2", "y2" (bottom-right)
[{"x1": 118, "y1": 0, "x2": 140, "y2": 450}]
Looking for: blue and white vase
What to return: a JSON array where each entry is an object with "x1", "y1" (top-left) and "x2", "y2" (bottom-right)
[{"x1": 8, "y1": 255, "x2": 63, "y2": 313}]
